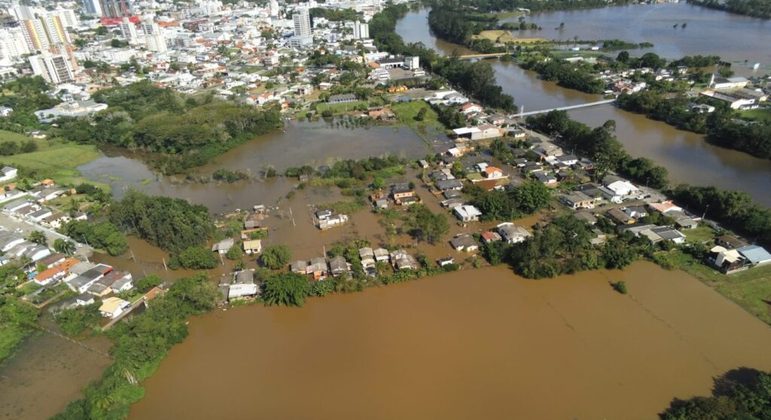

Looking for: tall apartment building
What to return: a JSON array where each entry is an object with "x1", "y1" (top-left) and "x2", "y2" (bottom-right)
[
  {"x1": 100, "y1": 0, "x2": 132, "y2": 18},
  {"x1": 0, "y1": 27, "x2": 31, "y2": 61},
  {"x1": 292, "y1": 8, "x2": 311, "y2": 38},
  {"x1": 119, "y1": 16, "x2": 139, "y2": 42},
  {"x1": 11, "y1": 6, "x2": 72, "y2": 52},
  {"x1": 82, "y1": 0, "x2": 104, "y2": 16},
  {"x1": 29, "y1": 53, "x2": 74, "y2": 84}
]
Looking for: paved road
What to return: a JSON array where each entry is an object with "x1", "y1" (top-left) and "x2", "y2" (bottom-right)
[{"x1": 0, "y1": 212, "x2": 92, "y2": 259}]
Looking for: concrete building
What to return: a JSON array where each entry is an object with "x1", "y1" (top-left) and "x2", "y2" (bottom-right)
[
  {"x1": 100, "y1": 0, "x2": 133, "y2": 18},
  {"x1": 82, "y1": 0, "x2": 104, "y2": 17},
  {"x1": 29, "y1": 53, "x2": 75, "y2": 84},
  {"x1": 353, "y1": 21, "x2": 369, "y2": 39},
  {"x1": 293, "y1": 8, "x2": 312, "y2": 38}
]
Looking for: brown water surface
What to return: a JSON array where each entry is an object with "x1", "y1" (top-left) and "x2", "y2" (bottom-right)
[
  {"x1": 0, "y1": 333, "x2": 111, "y2": 420},
  {"x1": 130, "y1": 262, "x2": 771, "y2": 419}
]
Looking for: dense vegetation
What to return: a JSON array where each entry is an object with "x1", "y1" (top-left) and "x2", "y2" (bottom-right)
[
  {"x1": 669, "y1": 185, "x2": 771, "y2": 247},
  {"x1": 0, "y1": 288, "x2": 38, "y2": 363},
  {"x1": 527, "y1": 111, "x2": 669, "y2": 188},
  {"x1": 261, "y1": 272, "x2": 310, "y2": 306},
  {"x1": 55, "y1": 275, "x2": 219, "y2": 420},
  {"x1": 468, "y1": 181, "x2": 551, "y2": 221},
  {"x1": 520, "y1": 58, "x2": 605, "y2": 94},
  {"x1": 55, "y1": 81, "x2": 282, "y2": 173},
  {"x1": 0, "y1": 138, "x2": 38, "y2": 156},
  {"x1": 171, "y1": 246, "x2": 218, "y2": 270},
  {"x1": 406, "y1": 205, "x2": 450, "y2": 244},
  {"x1": 0, "y1": 76, "x2": 59, "y2": 132},
  {"x1": 309, "y1": 7, "x2": 359, "y2": 22},
  {"x1": 439, "y1": 0, "x2": 632, "y2": 13},
  {"x1": 54, "y1": 304, "x2": 102, "y2": 336},
  {"x1": 260, "y1": 245, "x2": 292, "y2": 270},
  {"x1": 427, "y1": 7, "x2": 497, "y2": 48},
  {"x1": 109, "y1": 190, "x2": 214, "y2": 253},
  {"x1": 707, "y1": 119, "x2": 771, "y2": 160},
  {"x1": 661, "y1": 368, "x2": 771, "y2": 419},
  {"x1": 370, "y1": 4, "x2": 516, "y2": 111},
  {"x1": 616, "y1": 92, "x2": 713, "y2": 134},
  {"x1": 63, "y1": 220, "x2": 128, "y2": 256},
  {"x1": 506, "y1": 215, "x2": 644, "y2": 278},
  {"x1": 688, "y1": 0, "x2": 771, "y2": 19}
]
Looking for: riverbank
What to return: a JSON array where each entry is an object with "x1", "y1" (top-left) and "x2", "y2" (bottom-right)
[
  {"x1": 130, "y1": 262, "x2": 771, "y2": 419},
  {"x1": 394, "y1": 7, "x2": 771, "y2": 205}
]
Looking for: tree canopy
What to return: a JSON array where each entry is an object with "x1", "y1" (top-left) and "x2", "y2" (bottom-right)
[
  {"x1": 262, "y1": 273, "x2": 311, "y2": 307},
  {"x1": 109, "y1": 190, "x2": 214, "y2": 253}
]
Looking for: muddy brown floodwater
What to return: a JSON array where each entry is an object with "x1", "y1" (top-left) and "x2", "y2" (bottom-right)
[
  {"x1": 0, "y1": 331, "x2": 111, "y2": 420},
  {"x1": 130, "y1": 262, "x2": 771, "y2": 419}
]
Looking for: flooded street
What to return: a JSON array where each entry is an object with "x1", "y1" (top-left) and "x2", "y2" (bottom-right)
[
  {"x1": 131, "y1": 262, "x2": 771, "y2": 419},
  {"x1": 396, "y1": 8, "x2": 771, "y2": 206}
]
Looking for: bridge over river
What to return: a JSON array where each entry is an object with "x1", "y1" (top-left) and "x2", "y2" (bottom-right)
[{"x1": 515, "y1": 98, "x2": 616, "y2": 117}]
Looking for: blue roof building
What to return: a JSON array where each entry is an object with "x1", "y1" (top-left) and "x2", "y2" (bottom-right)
[{"x1": 737, "y1": 245, "x2": 771, "y2": 266}]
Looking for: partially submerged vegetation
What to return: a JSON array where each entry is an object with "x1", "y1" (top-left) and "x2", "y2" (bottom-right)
[{"x1": 54, "y1": 81, "x2": 283, "y2": 174}]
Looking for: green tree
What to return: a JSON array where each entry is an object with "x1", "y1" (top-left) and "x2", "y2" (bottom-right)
[
  {"x1": 260, "y1": 245, "x2": 291, "y2": 270},
  {"x1": 225, "y1": 244, "x2": 243, "y2": 261},
  {"x1": 407, "y1": 205, "x2": 449, "y2": 244},
  {"x1": 135, "y1": 274, "x2": 162, "y2": 293},
  {"x1": 27, "y1": 230, "x2": 46, "y2": 245},
  {"x1": 54, "y1": 304, "x2": 101, "y2": 336},
  {"x1": 174, "y1": 246, "x2": 218, "y2": 269},
  {"x1": 261, "y1": 272, "x2": 310, "y2": 306},
  {"x1": 53, "y1": 239, "x2": 76, "y2": 255}
]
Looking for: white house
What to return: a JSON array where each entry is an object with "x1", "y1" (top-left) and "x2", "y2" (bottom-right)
[
  {"x1": 0, "y1": 166, "x2": 18, "y2": 182},
  {"x1": 497, "y1": 223, "x2": 531, "y2": 244},
  {"x1": 605, "y1": 180, "x2": 642, "y2": 203},
  {"x1": 454, "y1": 205, "x2": 482, "y2": 222},
  {"x1": 99, "y1": 297, "x2": 131, "y2": 319}
]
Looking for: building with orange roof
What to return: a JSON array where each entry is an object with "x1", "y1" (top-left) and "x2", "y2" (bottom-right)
[{"x1": 35, "y1": 258, "x2": 79, "y2": 286}]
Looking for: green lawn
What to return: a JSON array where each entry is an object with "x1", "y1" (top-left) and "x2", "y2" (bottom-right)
[
  {"x1": 315, "y1": 100, "x2": 369, "y2": 114},
  {"x1": 684, "y1": 226, "x2": 716, "y2": 244},
  {"x1": 0, "y1": 133, "x2": 102, "y2": 186},
  {"x1": 391, "y1": 101, "x2": 443, "y2": 130},
  {"x1": 738, "y1": 108, "x2": 771, "y2": 123},
  {"x1": 0, "y1": 130, "x2": 33, "y2": 143}
]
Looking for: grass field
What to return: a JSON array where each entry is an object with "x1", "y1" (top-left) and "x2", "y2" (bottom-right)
[
  {"x1": 0, "y1": 130, "x2": 102, "y2": 186},
  {"x1": 684, "y1": 225, "x2": 716, "y2": 244},
  {"x1": 739, "y1": 107, "x2": 771, "y2": 123},
  {"x1": 473, "y1": 30, "x2": 547, "y2": 44},
  {"x1": 391, "y1": 101, "x2": 443, "y2": 130},
  {"x1": 315, "y1": 100, "x2": 369, "y2": 114}
]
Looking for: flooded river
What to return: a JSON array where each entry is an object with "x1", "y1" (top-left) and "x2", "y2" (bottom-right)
[
  {"x1": 131, "y1": 262, "x2": 771, "y2": 419},
  {"x1": 396, "y1": 8, "x2": 771, "y2": 206},
  {"x1": 504, "y1": 3, "x2": 771, "y2": 72}
]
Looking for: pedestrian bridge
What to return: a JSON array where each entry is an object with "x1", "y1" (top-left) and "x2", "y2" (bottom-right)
[
  {"x1": 515, "y1": 99, "x2": 616, "y2": 117},
  {"x1": 458, "y1": 52, "x2": 510, "y2": 60}
]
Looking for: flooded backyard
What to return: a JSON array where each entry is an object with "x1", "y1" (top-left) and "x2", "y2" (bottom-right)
[{"x1": 130, "y1": 262, "x2": 771, "y2": 419}]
